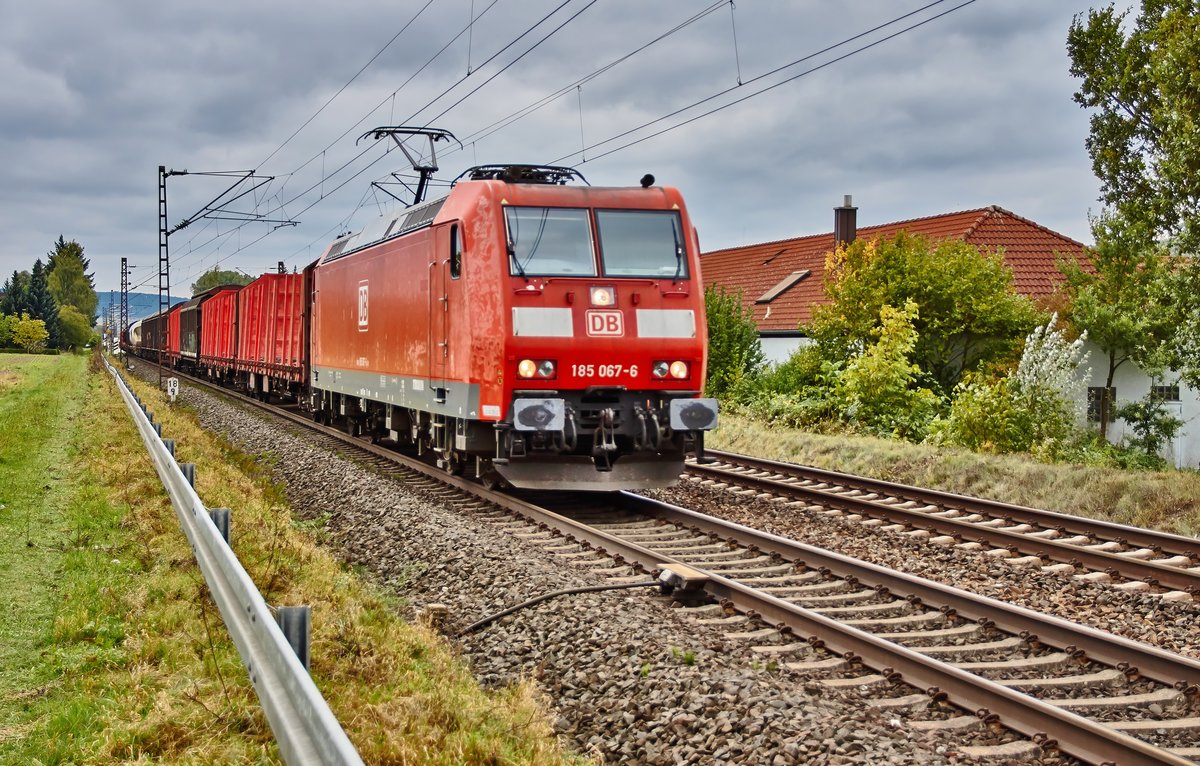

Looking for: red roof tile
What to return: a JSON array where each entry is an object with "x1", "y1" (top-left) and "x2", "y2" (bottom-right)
[{"x1": 700, "y1": 206, "x2": 1088, "y2": 333}]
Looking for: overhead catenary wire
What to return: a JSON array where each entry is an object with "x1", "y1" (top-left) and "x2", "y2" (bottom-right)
[
  {"x1": 172, "y1": 0, "x2": 601, "y2": 285},
  {"x1": 157, "y1": 0, "x2": 978, "y2": 292},
  {"x1": 160, "y1": 0, "x2": 726, "y2": 284},
  {"x1": 170, "y1": 0, "x2": 580, "y2": 279},
  {"x1": 549, "y1": 0, "x2": 966, "y2": 165}
]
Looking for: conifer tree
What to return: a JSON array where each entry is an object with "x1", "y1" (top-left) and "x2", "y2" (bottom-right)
[{"x1": 27, "y1": 259, "x2": 60, "y2": 348}]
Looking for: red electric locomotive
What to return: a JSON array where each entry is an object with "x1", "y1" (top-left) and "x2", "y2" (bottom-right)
[{"x1": 309, "y1": 164, "x2": 718, "y2": 490}]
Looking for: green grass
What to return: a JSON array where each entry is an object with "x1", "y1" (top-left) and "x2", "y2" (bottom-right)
[
  {"x1": 1, "y1": 354, "x2": 583, "y2": 765},
  {"x1": 710, "y1": 412, "x2": 1200, "y2": 536},
  {"x1": 0, "y1": 353, "x2": 89, "y2": 743}
]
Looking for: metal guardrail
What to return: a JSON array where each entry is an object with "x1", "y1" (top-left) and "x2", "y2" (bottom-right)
[{"x1": 105, "y1": 358, "x2": 364, "y2": 766}]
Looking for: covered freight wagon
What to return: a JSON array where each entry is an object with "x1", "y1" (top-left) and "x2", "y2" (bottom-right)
[
  {"x1": 236, "y1": 271, "x2": 310, "y2": 399},
  {"x1": 199, "y1": 285, "x2": 240, "y2": 376}
]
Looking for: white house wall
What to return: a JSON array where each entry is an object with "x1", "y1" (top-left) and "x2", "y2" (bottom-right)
[
  {"x1": 760, "y1": 335, "x2": 809, "y2": 366},
  {"x1": 1078, "y1": 342, "x2": 1199, "y2": 469}
]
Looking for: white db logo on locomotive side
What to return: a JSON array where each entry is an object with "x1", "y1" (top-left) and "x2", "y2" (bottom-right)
[
  {"x1": 357, "y1": 281, "x2": 369, "y2": 331},
  {"x1": 586, "y1": 310, "x2": 623, "y2": 337}
]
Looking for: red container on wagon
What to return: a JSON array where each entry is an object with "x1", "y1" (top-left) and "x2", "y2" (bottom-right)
[
  {"x1": 166, "y1": 302, "x2": 183, "y2": 360},
  {"x1": 235, "y1": 272, "x2": 307, "y2": 394},
  {"x1": 199, "y1": 286, "x2": 241, "y2": 373}
]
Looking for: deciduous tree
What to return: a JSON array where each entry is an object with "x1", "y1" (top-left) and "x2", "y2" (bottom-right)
[
  {"x1": 12, "y1": 313, "x2": 49, "y2": 353},
  {"x1": 56, "y1": 305, "x2": 93, "y2": 350},
  {"x1": 704, "y1": 285, "x2": 765, "y2": 398},
  {"x1": 191, "y1": 268, "x2": 252, "y2": 295},
  {"x1": 808, "y1": 233, "x2": 1041, "y2": 394},
  {"x1": 1059, "y1": 214, "x2": 1175, "y2": 436},
  {"x1": 1068, "y1": 1, "x2": 1200, "y2": 250}
]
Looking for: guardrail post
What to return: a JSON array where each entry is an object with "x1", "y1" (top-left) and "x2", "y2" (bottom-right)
[
  {"x1": 276, "y1": 606, "x2": 311, "y2": 671},
  {"x1": 153, "y1": 422, "x2": 162, "y2": 437},
  {"x1": 180, "y1": 462, "x2": 195, "y2": 487},
  {"x1": 163, "y1": 438, "x2": 175, "y2": 457},
  {"x1": 210, "y1": 508, "x2": 231, "y2": 545}
]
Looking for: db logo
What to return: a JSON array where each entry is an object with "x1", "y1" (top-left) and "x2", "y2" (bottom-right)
[
  {"x1": 586, "y1": 310, "x2": 623, "y2": 336},
  {"x1": 357, "y1": 281, "x2": 369, "y2": 330}
]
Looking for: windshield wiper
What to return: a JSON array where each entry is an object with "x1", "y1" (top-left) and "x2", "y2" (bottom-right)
[{"x1": 671, "y1": 221, "x2": 685, "y2": 282}]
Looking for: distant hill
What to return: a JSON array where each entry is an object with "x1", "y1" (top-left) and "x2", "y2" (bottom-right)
[{"x1": 97, "y1": 292, "x2": 186, "y2": 327}]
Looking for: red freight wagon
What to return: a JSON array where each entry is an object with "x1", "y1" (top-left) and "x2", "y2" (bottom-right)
[
  {"x1": 166, "y1": 303, "x2": 183, "y2": 362},
  {"x1": 310, "y1": 167, "x2": 718, "y2": 490},
  {"x1": 198, "y1": 285, "x2": 241, "y2": 376},
  {"x1": 236, "y1": 272, "x2": 308, "y2": 398}
]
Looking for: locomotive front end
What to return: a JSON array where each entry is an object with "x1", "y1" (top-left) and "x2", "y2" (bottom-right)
[{"x1": 489, "y1": 176, "x2": 718, "y2": 490}]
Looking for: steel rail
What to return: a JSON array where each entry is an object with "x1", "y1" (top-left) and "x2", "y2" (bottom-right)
[
  {"x1": 618, "y1": 492, "x2": 1200, "y2": 691},
  {"x1": 484, "y1": 488, "x2": 1198, "y2": 765},
  {"x1": 139, "y1": 361, "x2": 1198, "y2": 764},
  {"x1": 701, "y1": 449, "x2": 1200, "y2": 559},
  {"x1": 687, "y1": 459, "x2": 1200, "y2": 593},
  {"x1": 105, "y1": 359, "x2": 365, "y2": 766}
]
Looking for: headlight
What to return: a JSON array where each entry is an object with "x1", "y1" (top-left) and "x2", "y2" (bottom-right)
[
  {"x1": 652, "y1": 360, "x2": 689, "y2": 379},
  {"x1": 590, "y1": 286, "x2": 616, "y2": 306},
  {"x1": 518, "y1": 359, "x2": 557, "y2": 379}
]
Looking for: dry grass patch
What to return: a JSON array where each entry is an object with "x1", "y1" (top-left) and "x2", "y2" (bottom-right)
[
  {"x1": 1, "y1": 357, "x2": 582, "y2": 765},
  {"x1": 710, "y1": 413, "x2": 1200, "y2": 536}
]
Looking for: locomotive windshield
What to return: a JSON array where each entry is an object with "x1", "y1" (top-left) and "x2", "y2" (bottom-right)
[
  {"x1": 596, "y1": 210, "x2": 687, "y2": 278},
  {"x1": 505, "y1": 207, "x2": 596, "y2": 277}
]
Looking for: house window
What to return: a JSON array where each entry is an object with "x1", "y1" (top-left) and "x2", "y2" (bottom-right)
[
  {"x1": 1087, "y1": 387, "x2": 1115, "y2": 422},
  {"x1": 1151, "y1": 384, "x2": 1181, "y2": 402}
]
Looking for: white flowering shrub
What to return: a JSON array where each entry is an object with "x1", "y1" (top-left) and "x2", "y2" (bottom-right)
[
  {"x1": 1012, "y1": 314, "x2": 1090, "y2": 426},
  {"x1": 929, "y1": 314, "x2": 1089, "y2": 454}
]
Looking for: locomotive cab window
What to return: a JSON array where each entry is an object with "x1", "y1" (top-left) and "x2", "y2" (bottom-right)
[
  {"x1": 596, "y1": 210, "x2": 687, "y2": 278},
  {"x1": 505, "y1": 207, "x2": 596, "y2": 277},
  {"x1": 449, "y1": 224, "x2": 461, "y2": 279}
]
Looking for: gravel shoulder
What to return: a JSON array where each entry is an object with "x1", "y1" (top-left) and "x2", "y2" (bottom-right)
[{"x1": 177, "y1": 378, "x2": 1118, "y2": 764}]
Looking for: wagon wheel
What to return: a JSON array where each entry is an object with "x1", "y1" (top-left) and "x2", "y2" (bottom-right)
[{"x1": 444, "y1": 450, "x2": 465, "y2": 477}]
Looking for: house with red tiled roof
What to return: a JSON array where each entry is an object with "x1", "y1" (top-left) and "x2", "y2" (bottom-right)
[
  {"x1": 701, "y1": 200, "x2": 1200, "y2": 469},
  {"x1": 700, "y1": 199, "x2": 1087, "y2": 363}
]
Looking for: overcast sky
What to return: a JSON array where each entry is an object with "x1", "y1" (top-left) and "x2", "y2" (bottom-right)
[{"x1": 0, "y1": 0, "x2": 1112, "y2": 297}]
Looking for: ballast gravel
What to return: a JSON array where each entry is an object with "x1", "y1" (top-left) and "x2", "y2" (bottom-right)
[
  {"x1": 649, "y1": 482, "x2": 1200, "y2": 662},
  {"x1": 161, "y1": 375, "x2": 1097, "y2": 764}
]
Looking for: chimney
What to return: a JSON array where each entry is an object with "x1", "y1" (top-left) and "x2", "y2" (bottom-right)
[{"x1": 834, "y1": 194, "x2": 857, "y2": 249}]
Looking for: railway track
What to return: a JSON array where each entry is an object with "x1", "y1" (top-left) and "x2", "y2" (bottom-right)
[
  {"x1": 131, "y1": 361, "x2": 1200, "y2": 765},
  {"x1": 685, "y1": 450, "x2": 1200, "y2": 598}
]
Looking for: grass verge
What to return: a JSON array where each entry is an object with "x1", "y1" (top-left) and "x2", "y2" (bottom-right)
[
  {"x1": 710, "y1": 412, "x2": 1200, "y2": 536},
  {"x1": 0, "y1": 353, "x2": 582, "y2": 765}
]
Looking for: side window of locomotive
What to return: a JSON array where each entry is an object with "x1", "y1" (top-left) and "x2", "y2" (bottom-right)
[
  {"x1": 505, "y1": 207, "x2": 596, "y2": 277},
  {"x1": 449, "y1": 224, "x2": 461, "y2": 279},
  {"x1": 596, "y1": 210, "x2": 687, "y2": 278}
]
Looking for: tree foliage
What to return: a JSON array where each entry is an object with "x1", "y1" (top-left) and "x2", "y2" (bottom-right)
[
  {"x1": 0, "y1": 313, "x2": 15, "y2": 347},
  {"x1": 12, "y1": 313, "x2": 49, "y2": 353},
  {"x1": 47, "y1": 235, "x2": 98, "y2": 323},
  {"x1": 191, "y1": 268, "x2": 252, "y2": 295},
  {"x1": 808, "y1": 233, "x2": 1041, "y2": 393},
  {"x1": 1, "y1": 270, "x2": 30, "y2": 316},
  {"x1": 834, "y1": 301, "x2": 938, "y2": 439},
  {"x1": 932, "y1": 315, "x2": 1089, "y2": 454},
  {"x1": 26, "y1": 259, "x2": 60, "y2": 349},
  {"x1": 704, "y1": 284, "x2": 765, "y2": 398},
  {"x1": 57, "y1": 305, "x2": 93, "y2": 350},
  {"x1": 1059, "y1": 213, "x2": 1176, "y2": 435},
  {"x1": 1068, "y1": 1, "x2": 1200, "y2": 250}
]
